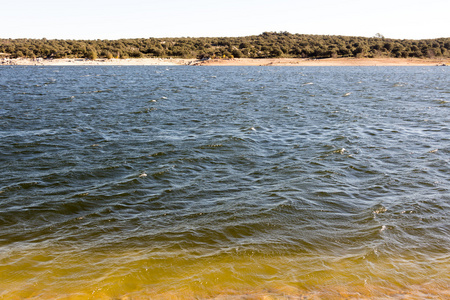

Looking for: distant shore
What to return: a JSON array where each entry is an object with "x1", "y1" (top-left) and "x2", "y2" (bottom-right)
[{"x1": 2, "y1": 57, "x2": 449, "y2": 66}]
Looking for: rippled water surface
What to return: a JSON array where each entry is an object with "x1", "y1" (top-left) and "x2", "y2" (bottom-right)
[{"x1": 0, "y1": 66, "x2": 449, "y2": 299}]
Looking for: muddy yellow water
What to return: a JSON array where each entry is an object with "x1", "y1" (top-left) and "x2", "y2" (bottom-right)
[{"x1": 2, "y1": 246, "x2": 449, "y2": 299}]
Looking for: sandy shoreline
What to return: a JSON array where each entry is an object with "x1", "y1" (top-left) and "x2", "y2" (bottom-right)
[{"x1": 1, "y1": 57, "x2": 449, "y2": 66}]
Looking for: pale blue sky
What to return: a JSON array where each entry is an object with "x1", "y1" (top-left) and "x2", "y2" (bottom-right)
[{"x1": 2, "y1": 0, "x2": 449, "y2": 40}]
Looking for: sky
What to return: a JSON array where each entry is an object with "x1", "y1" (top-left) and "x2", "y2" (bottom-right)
[{"x1": 1, "y1": 0, "x2": 449, "y2": 40}]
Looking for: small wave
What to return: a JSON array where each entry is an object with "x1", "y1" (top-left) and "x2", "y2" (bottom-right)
[
  {"x1": 82, "y1": 89, "x2": 112, "y2": 94},
  {"x1": 43, "y1": 79, "x2": 57, "y2": 85},
  {"x1": 151, "y1": 166, "x2": 174, "y2": 178},
  {"x1": 60, "y1": 96, "x2": 75, "y2": 101},
  {"x1": 198, "y1": 144, "x2": 224, "y2": 149},
  {"x1": 1, "y1": 181, "x2": 42, "y2": 193},
  {"x1": 333, "y1": 148, "x2": 347, "y2": 154},
  {"x1": 372, "y1": 204, "x2": 387, "y2": 215},
  {"x1": 434, "y1": 99, "x2": 448, "y2": 105},
  {"x1": 150, "y1": 151, "x2": 167, "y2": 157},
  {"x1": 133, "y1": 107, "x2": 157, "y2": 114}
]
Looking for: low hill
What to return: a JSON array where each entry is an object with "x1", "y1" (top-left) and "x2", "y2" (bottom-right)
[{"x1": 1, "y1": 32, "x2": 449, "y2": 60}]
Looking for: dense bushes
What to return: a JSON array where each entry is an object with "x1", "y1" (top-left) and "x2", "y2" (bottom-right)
[{"x1": 1, "y1": 32, "x2": 449, "y2": 59}]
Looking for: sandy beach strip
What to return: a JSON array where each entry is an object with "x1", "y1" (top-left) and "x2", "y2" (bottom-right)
[
  {"x1": 1, "y1": 57, "x2": 449, "y2": 66},
  {"x1": 198, "y1": 57, "x2": 450, "y2": 66}
]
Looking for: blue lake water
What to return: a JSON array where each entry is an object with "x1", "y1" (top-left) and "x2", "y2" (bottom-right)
[{"x1": 0, "y1": 66, "x2": 449, "y2": 299}]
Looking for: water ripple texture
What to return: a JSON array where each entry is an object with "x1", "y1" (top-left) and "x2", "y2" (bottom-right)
[{"x1": 0, "y1": 66, "x2": 449, "y2": 299}]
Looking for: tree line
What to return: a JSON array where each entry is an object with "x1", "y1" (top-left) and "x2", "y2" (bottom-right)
[{"x1": 1, "y1": 32, "x2": 449, "y2": 60}]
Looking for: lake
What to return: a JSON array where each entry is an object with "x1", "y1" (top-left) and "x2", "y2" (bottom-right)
[{"x1": 0, "y1": 66, "x2": 449, "y2": 299}]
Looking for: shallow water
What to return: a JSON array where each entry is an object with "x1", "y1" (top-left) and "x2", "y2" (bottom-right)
[{"x1": 0, "y1": 66, "x2": 449, "y2": 299}]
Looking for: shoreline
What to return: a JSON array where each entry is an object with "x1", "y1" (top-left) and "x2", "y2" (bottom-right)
[{"x1": 1, "y1": 57, "x2": 449, "y2": 66}]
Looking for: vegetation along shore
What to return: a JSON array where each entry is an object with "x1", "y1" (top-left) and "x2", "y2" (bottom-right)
[{"x1": 1, "y1": 32, "x2": 449, "y2": 63}]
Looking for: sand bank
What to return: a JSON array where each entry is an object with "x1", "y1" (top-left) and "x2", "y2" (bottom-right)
[
  {"x1": 196, "y1": 57, "x2": 450, "y2": 66},
  {"x1": 2, "y1": 57, "x2": 449, "y2": 66},
  {"x1": 1, "y1": 57, "x2": 192, "y2": 66}
]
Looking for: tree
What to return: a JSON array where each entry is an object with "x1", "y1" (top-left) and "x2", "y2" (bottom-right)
[
  {"x1": 231, "y1": 49, "x2": 243, "y2": 58},
  {"x1": 354, "y1": 45, "x2": 369, "y2": 58},
  {"x1": 129, "y1": 50, "x2": 144, "y2": 58},
  {"x1": 383, "y1": 42, "x2": 394, "y2": 52},
  {"x1": 87, "y1": 49, "x2": 98, "y2": 60},
  {"x1": 15, "y1": 50, "x2": 24, "y2": 58},
  {"x1": 269, "y1": 47, "x2": 283, "y2": 57}
]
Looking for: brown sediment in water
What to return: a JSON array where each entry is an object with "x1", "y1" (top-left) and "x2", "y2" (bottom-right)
[
  {"x1": 123, "y1": 283, "x2": 450, "y2": 299},
  {"x1": 8, "y1": 284, "x2": 449, "y2": 299},
  {"x1": 2, "y1": 250, "x2": 449, "y2": 299}
]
